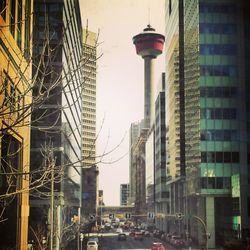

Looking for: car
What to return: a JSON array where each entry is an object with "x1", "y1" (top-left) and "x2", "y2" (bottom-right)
[
  {"x1": 118, "y1": 233, "x2": 127, "y2": 241},
  {"x1": 165, "y1": 233, "x2": 172, "y2": 242},
  {"x1": 88, "y1": 236, "x2": 99, "y2": 245},
  {"x1": 129, "y1": 230, "x2": 135, "y2": 237},
  {"x1": 116, "y1": 227, "x2": 123, "y2": 233},
  {"x1": 134, "y1": 231, "x2": 144, "y2": 241},
  {"x1": 170, "y1": 235, "x2": 185, "y2": 248},
  {"x1": 144, "y1": 230, "x2": 151, "y2": 237},
  {"x1": 151, "y1": 242, "x2": 165, "y2": 250},
  {"x1": 87, "y1": 240, "x2": 98, "y2": 250}
]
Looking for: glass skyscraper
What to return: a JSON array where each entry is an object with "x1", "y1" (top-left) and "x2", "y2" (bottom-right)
[
  {"x1": 165, "y1": 0, "x2": 250, "y2": 247},
  {"x1": 30, "y1": 0, "x2": 82, "y2": 248}
]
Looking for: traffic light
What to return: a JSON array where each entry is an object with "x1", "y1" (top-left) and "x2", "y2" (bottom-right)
[{"x1": 109, "y1": 213, "x2": 114, "y2": 219}]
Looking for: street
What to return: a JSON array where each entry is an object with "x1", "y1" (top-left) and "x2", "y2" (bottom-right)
[{"x1": 82, "y1": 232, "x2": 183, "y2": 250}]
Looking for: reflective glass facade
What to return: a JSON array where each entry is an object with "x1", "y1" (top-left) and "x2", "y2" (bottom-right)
[
  {"x1": 165, "y1": 0, "x2": 250, "y2": 246},
  {"x1": 30, "y1": 0, "x2": 82, "y2": 247}
]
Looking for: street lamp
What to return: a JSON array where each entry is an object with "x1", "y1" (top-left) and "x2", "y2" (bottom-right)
[{"x1": 192, "y1": 215, "x2": 209, "y2": 250}]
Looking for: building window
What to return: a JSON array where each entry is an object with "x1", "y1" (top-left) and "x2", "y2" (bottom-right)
[
  {"x1": 0, "y1": 0, "x2": 6, "y2": 20},
  {"x1": 199, "y1": 3, "x2": 236, "y2": 14},
  {"x1": 201, "y1": 151, "x2": 240, "y2": 163},
  {"x1": 17, "y1": 0, "x2": 22, "y2": 48},
  {"x1": 10, "y1": 0, "x2": 16, "y2": 36},
  {"x1": 0, "y1": 133, "x2": 22, "y2": 247},
  {"x1": 24, "y1": 0, "x2": 31, "y2": 60},
  {"x1": 200, "y1": 44, "x2": 237, "y2": 55},
  {"x1": 201, "y1": 108, "x2": 237, "y2": 120},
  {"x1": 0, "y1": 133, "x2": 22, "y2": 193},
  {"x1": 248, "y1": 197, "x2": 250, "y2": 216},
  {"x1": 200, "y1": 65, "x2": 238, "y2": 77},
  {"x1": 200, "y1": 129, "x2": 239, "y2": 141},
  {"x1": 201, "y1": 177, "x2": 231, "y2": 189},
  {"x1": 169, "y1": 0, "x2": 172, "y2": 16},
  {"x1": 199, "y1": 23, "x2": 237, "y2": 35},
  {"x1": 2, "y1": 71, "x2": 23, "y2": 115}
]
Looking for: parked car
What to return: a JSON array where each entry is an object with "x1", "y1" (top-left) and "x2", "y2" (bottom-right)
[
  {"x1": 170, "y1": 235, "x2": 185, "y2": 248},
  {"x1": 165, "y1": 233, "x2": 172, "y2": 243},
  {"x1": 129, "y1": 229, "x2": 135, "y2": 237},
  {"x1": 87, "y1": 240, "x2": 98, "y2": 250},
  {"x1": 151, "y1": 242, "x2": 165, "y2": 250},
  {"x1": 134, "y1": 231, "x2": 144, "y2": 241},
  {"x1": 118, "y1": 233, "x2": 127, "y2": 241},
  {"x1": 88, "y1": 236, "x2": 99, "y2": 245},
  {"x1": 116, "y1": 227, "x2": 123, "y2": 233},
  {"x1": 144, "y1": 230, "x2": 151, "y2": 237}
]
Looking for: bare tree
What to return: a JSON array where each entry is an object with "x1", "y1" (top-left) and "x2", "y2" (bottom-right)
[{"x1": 0, "y1": 3, "x2": 127, "y2": 249}]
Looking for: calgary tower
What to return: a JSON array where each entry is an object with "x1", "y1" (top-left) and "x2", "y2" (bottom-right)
[{"x1": 133, "y1": 24, "x2": 165, "y2": 128}]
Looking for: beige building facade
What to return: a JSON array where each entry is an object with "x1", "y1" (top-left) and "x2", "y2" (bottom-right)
[{"x1": 0, "y1": 1, "x2": 33, "y2": 249}]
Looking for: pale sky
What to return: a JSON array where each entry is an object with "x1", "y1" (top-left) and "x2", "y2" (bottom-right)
[{"x1": 80, "y1": 0, "x2": 165, "y2": 205}]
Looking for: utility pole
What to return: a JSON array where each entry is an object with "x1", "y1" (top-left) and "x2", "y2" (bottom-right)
[
  {"x1": 50, "y1": 161, "x2": 54, "y2": 250},
  {"x1": 47, "y1": 145, "x2": 55, "y2": 250}
]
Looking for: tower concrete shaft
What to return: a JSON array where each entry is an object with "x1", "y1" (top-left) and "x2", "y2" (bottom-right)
[{"x1": 144, "y1": 56, "x2": 155, "y2": 128}]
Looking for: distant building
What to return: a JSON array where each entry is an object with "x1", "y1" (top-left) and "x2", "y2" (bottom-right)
[
  {"x1": 98, "y1": 190, "x2": 105, "y2": 206},
  {"x1": 154, "y1": 73, "x2": 169, "y2": 230},
  {"x1": 128, "y1": 120, "x2": 143, "y2": 205},
  {"x1": 0, "y1": 1, "x2": 33, "y2": 248},
  {"x1": 81, "y1": 29, "x2": 98, "y2": 220},
  {"x1": 132, "y1": 129, "x2": 148, "y2": 216},
  {"x1": 145, "y1": 127, "x2": 155, "y2": 216},
  {"x1": 120, "y1": 184, "x2": 130, "y2": 206}
]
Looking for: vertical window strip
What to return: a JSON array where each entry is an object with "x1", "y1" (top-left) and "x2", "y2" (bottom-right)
[
  {"x1": 10, "y1": 0, "x2": 16, "y2": 36},
  {"x1": 0, "y1": 0, "x2": 7, "y2": 20}
]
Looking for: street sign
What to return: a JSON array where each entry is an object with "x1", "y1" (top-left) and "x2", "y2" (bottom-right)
[
  {"x1": 147, "y1": 212, "x2": 155, "y2": 219},
  {"x1": 89, "y1": 214, "x2": 95, "y2": 220},
  {"x1": 176, "y1": 213, "x2": 183, "y2": 220},
  {"x1": 125, "y1": 213, "x2": 131, "y2": 219}
]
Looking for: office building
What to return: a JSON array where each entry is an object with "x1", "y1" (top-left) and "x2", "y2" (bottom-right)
[
  {"x1": 145, "y1": 127, "x2": 154, "y2": 218},
  {"x1": 154, "y1": 73, "x2": 169, "y2": 230},
  {"x1": 0, "y1": 1, "x2": 33, "y2": 248},
  {"x1": 128, "y1": 120, "x2": 143, "y2": 205},
  {"x1": 29, "y1": 1, "x2": 82, "y2": 248},
  {"x1": 120, "y1": 184, "x2": 130, "y2": 206},
  {"x1": 81, "y1": 29, "x2": 98, "y2": 220},
  {"x1": 165, "y1": 0, "x2": 250, "y2": 247},
  {"x1": 131, "y1": 129, "x2": 148, "y2": 216}
]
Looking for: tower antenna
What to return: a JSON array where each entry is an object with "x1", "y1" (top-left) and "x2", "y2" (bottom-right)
[{"x1": 148, "y1": 5, "x2": 151, "y2": 25}]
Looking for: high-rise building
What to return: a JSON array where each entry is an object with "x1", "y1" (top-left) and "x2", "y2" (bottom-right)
[
  {"x1": 165, "y1": 0, "x2": 250, "y2": 247},
  {"x1": 131, "y1": 129, "x2": 148, "y2": 215},
  {"x1": 145, "y1": 127, "x2": 155, "y2": 216},
  {"x1": 0, "y1": 1, "x2": 33, "y2": 248},
  {"x1": 30, "y1": 1, "x2": 82, "y2": 248},
  {"x1": 128, "y1": 120, "x2": 143, "y2": 205},
  {"x1": 81, "y1": 29, "x2": 98, "y2": 220},
  {"x1": 154, "y1": 73, "x2": 169, "y2": 230},
  {"x1": 120, "y1": 184, "x2": 130, "y2": 206}
]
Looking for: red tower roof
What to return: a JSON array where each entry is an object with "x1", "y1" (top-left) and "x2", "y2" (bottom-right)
[{"x1": 133, "y1": 24, "x2": 165, "y2": 58}]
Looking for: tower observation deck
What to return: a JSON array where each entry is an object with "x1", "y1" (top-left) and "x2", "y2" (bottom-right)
[{"x1": 133, "y1": 25, "x2": 165, "y2": 129}]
